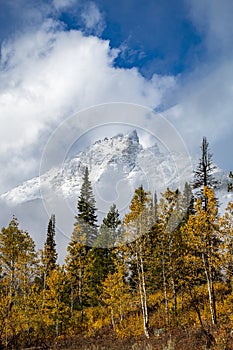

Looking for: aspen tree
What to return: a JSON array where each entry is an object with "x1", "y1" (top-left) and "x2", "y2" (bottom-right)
[
  {"x1": 181, "y1": 187, "x2": 220, "y2": 325},
  {"x1": 152, "y1": 188, "x2": 185, "y2": 326},
  {"x1": 123, "y1": 186, "x2": 153, "y2": 338},
  {"x1": 101, "y1": 262, "x2": 130, "y2": 331},
  {"x1": 43, "y1": 267, "x2": 69, "y2": 337}
]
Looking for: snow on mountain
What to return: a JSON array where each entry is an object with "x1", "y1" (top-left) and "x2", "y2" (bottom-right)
[
  {"x1": 1, "y1": 130, "x2": 232, "y2": 213},
  {"x1": 0, "y1": 130, "x2": 185, "y2": 205},
  {"x1": 1, "y1": 129, "x2": 232, "y2": 263}
]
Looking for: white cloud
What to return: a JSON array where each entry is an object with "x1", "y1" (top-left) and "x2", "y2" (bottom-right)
[
  {"x1": 52, "y1": 0, "x2": 77, "y2": 11},
  {"x1": 81, "y1": 2, "x2": 105, "y2": 36},
  {"x1": 0, "y1": 19, "x2": 175, "y2": 192},
  {"x1": 165, "y1": 56, "x2": 233, "y2": 165},
  {"x1": 161, "y1": 0, "x2": 233, "y2": 167},
  {"x1": 186, "y1": 0, "x2": 233, "y2": 56}
]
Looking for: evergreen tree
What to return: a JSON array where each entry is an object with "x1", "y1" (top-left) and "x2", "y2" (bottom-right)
[
  {"x1": 96, "y1": 203, "x2": 121, "y2": 248},
  {"x1": 43, "y1": 214, "x2": 57, "y2": 275},
  {"x1": 76, "y1": 166, "x2": 98, "y2": 247},
  {"x1": 193, "y1": 137, "x2": 219, "y2": 210},
  {"x1": 227, "y1": 172, "x2": 233, "y2": 192},
  {"x1": 86, "y1": 204, "x2": 121, "y2": 304},
  {"x1": 65, "y1": 167, "x2": 98, "y2": 314}
]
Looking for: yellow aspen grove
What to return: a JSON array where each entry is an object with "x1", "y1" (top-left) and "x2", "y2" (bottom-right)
[
  {"x1": 0, "y1": 217, "x2": 38, "y2": 299},
  {"x1": 151, "y1": 188, "x2": 186, "y2": 326},
  {"x1": 42, "y1": 267, "x2": 69, "y2": 338},
  {"x1": 123, "y1": 186, "x2": 154, "y2": 338},
  {"x1": 0, "y1": 217, "x2": 38, "y2": 348},
  {"x1": 181, "y1": 186, "x2": 220, "y2": 326},
  {"x1": 101, "y1": 262, "x2": 131, "y2": 332}
]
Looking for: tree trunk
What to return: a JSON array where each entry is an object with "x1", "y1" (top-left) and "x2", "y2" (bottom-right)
[
  {"x1": 202, "y1": 252, "x2": 217, "y2": 325},
  {"x1": 110, "y1": 305, "x2": 115, "y2": 331},
  {"x1": 70, "y1": 283, "x2": 74, "y2": 317},
  {"x1": 78, "y1": 267, "x2": 83, "y2": 321},
  {"x1": 136, "y1": 249, "x2": 149, "y2": 338},
  {"x1": 139, "y1": 247, "x2": 149, "y2": 338},
  {"x1": 171, "y1": 276, "x2": 177, "y2": 325},
  {"x1": 162, "y1": 252, "x2": 169, "y2": 326}
]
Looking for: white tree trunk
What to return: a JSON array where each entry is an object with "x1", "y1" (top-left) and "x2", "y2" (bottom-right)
[
  {"x1": 110, "y1": 305, "x2": 115, "y2": 331},
  {"x1": 136, "y1": 249, "x2": 149, "y2": 338},
  {"x1": 202, "y1": 252, "x2": 217, "y2": 325}
]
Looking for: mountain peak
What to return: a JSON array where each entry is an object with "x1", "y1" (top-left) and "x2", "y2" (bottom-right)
[
  {"x1": 3, "y1": 130, "x2": 228, "y2": 213},
  {"x1": 128, "y1": 130, "x2": 139, "y2": 143}
]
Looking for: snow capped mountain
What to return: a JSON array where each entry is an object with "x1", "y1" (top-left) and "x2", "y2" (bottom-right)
[
  {"x1": 1, "y1": 130, "x2": 232, "y2": 212},
  {"x1": 0, "y1": 130, "x2": 187, "y2": 206},
  {"x1": 0, "y1": 129, "x2": 232, "y2": 262}
]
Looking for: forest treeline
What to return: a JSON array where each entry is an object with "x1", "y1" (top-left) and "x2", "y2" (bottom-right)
[{"x1": 1, "y1": 137, "x2": 233, "y2": 349}]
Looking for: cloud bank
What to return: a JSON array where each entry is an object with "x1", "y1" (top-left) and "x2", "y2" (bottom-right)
[
  {"x1": 1, "y1": 0, "x2": 233, "y2": 260},
  {"x1": 163, "y1": 0, "x2": 233, "y2": 168},
  {"x1": 0, "y1": 18, "x2": 175, "y2": 193}
]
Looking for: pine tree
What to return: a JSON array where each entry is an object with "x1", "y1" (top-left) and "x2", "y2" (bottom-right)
[
  {"x1": 65, "y1": 168, "x2": 98, "y2": 317},
  {"x1": 228, "y1": 172, "x2": 233, "y2": 192},
  {"x1": 193, "y1": 137, "x2": 219, "y2": 210},
  {"x1": 43, "y1": 214, "x2": 57, "y2": 275},
  {"x1": 95, "y1": 203, "x2": 121, "y2": 248},
  {"x1": 86, "y1": 204, "x2": 121, "y2": 304},
  {"x1": 76, "y1": 166, "x2": 98, "y2": 247}
]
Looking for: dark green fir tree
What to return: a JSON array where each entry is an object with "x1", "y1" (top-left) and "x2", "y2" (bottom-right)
[
  {"x1": 97, "y1": 203, "x2": 121, "y2": 248},
  {"x1": 193, "y1": 136, "x2": 219, "y2": 210},
  {"x1": 86, "y1": 204, "x2": 121, "y2": 305},
  {"x1": 65, "y1": 167, "x2": 98, "y2": 312},
  {"x1": 43, "y1": 214, "x2": 57, "y2": 275},
  {"x1": 75, "y1": 166, "x2": 98, "y2": 247}
]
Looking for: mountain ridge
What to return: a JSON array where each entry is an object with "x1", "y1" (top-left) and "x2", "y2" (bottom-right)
[{"x1": 0, "y1": 130, "x2": 232, "y2": 214}]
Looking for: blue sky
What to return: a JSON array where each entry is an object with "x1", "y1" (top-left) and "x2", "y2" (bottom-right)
[
  {"x1": 0, "y1": 0, "x2": 203, "y2": 76},
  {"x1": 0, "y1": 0, "x2": 233, "y2": 194},
  {"x1": 96, "y1": 0, "x2": 202, "y2": 76}
]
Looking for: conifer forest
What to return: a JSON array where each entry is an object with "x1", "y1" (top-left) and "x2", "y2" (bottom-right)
[{"x1": 1, "y1": 138, "x2": 233, "y2": 350}]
